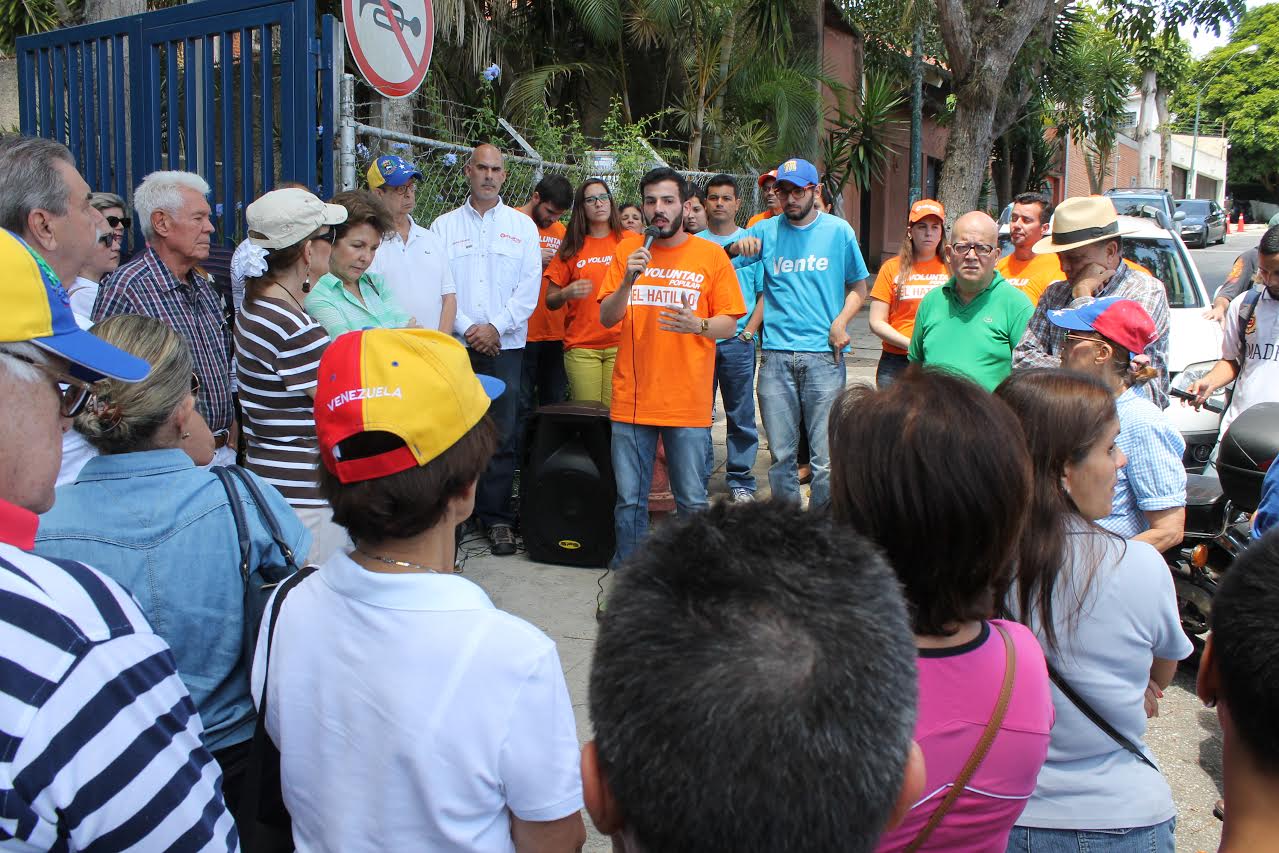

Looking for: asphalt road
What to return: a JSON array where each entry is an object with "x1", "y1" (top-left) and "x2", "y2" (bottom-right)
[{"x1": 1189, "y1": 228, "x2": 1255, "y2": 300}]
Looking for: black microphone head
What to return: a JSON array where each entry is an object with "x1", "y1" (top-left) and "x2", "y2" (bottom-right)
[{"x1": 642, "y1": 225, "x2": 662, "y2": 246}]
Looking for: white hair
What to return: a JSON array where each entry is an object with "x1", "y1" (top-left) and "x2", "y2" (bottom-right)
[
  {"x1": 0, "y1": 341, "x2": 50, "y2": 384},
  {"x1": 133, "y1": 171, "x2": 210, "y2": 240}
]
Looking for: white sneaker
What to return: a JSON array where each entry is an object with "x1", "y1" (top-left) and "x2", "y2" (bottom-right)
[{"x1": 730, "y1": 487, "x2": 755, "y2": 503}]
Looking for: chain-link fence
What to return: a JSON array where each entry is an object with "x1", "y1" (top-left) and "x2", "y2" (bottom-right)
[{"x1": 339, "y1": 77, "x2": 766, "y2": 228}]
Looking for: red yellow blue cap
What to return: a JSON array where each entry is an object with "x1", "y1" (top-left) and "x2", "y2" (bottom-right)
[
  {"x1": 0, "y1": 229, "x2": 149, "y2": 383},
  {"x1": 315, "y1": 329, "x2": 504, "y2": 484},
  {"x1": 366, "y1": 155, "x2": 424, "y2": 190}
]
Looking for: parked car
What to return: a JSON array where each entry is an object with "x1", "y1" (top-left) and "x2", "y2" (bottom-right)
[
  {"x1": 1105, "y1": 187, "x2": 1185, "y2": 229},
  {"x1": 1174, "y1": 198, "x2": 1229, "y2": 248}
]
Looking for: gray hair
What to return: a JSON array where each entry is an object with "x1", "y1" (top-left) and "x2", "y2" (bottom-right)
[
  {"x1": 133, "y1": 171, "x2": 209, "y2": 240},
  {"x1": 90, "y1": 191, "x2": 127, "y2": 215},
  {"x1": 0, "y1": 136, "x2": 75, "y2": 237},
  {"x1": 0, "y1": 341, "x2": 51, "y2": 385}
]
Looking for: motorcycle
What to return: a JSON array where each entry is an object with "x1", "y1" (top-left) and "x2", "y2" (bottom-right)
[{"x1": 1164, "y1": 386, "x2": 1279, "y2": 643}]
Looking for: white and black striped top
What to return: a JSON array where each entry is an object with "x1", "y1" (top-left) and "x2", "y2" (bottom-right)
[
  {"x1": 0, "y1": 542, "x2": 238, "y2": 850},
  {"x1": 234, "y1": 295, "x2": 330, "y2": 508}
]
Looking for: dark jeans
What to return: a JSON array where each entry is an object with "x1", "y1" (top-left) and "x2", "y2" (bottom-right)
[
  {"x1": 704, "y1": 336, "x2": 758, "y2": 490},
  {"x1": 469, "y1": 347, "x2": 524, "y2": 526},
  {"x1": 518, "y1": 340, "x2": 568, "y2": 463},
  {"x1": 875, "y1": 351, "x2": 910, "y2": 387}
]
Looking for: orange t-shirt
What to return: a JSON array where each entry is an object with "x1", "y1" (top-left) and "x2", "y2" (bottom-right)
[
  {"x1": 746, "y1": 210, "x2": 775, "y2": 228},
  {"x1": 868, "y1": 256, "x2": 949, "y2": 355},
  {"x1": 597, "y1": 234, "x2": 746, "y2": 427},
  {"x1": 995, "y1": 252, "x2": 1063, "y2": 306},
  {"x1": 545, "y1": 232, "x2": 624, "y2": 351},
  {"x1": 525, "y1": 219, "x2": 567, "y2": 342}
]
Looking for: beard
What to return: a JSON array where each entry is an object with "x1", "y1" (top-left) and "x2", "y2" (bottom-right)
[
  {"x1": 784, "y1": 194, "x2": 816, "y2": 222},
  {"x1": 647, "y1": 214, "x2": 682, "y2": 239}
]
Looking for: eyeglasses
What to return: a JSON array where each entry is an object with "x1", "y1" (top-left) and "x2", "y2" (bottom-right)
[
  {"x1": 98, "y1": 231, "x2": 118, "y2": 246},
  {"x1": 4, "y1": 352, "x2": 96, "y2": 417},
  {"x1": 1063, "y1": 333, "x2": 1107, "y2": 348},
  {"x1": 104, "y1": 215, "x2": 131, "y2": 229},
  {"x1": 388, "y1": 183, "x2": 416, "y2": 197},
  {"x1": 950, "y1": 242, "x2": 998, "y2": 257},
  {"x1": 314, "y1": 228, "x2": 338, "y2": 244},
  {"x1": 774, "y1": 185, "x2": 812, "y2": 199},
  {"x1": 190, "y1": 372, "x2": 201, "y2": 397},
  {"x1": 583, "y1": 193, "x2": 611, "y2": 205}
]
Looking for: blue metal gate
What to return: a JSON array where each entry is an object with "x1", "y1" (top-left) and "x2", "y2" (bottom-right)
[{"x1": 16, "y1": 0, "x2": 340, "y2": 245}]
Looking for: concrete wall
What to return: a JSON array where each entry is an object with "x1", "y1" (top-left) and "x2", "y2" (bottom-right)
[{"x1": 0, "y1": 57, "x2": 20, "y2": 131}]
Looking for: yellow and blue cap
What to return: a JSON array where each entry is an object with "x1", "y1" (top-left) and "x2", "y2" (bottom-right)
[
  {"x1": 774, "y1": 158, "x2": 820, "y2": 189},
  {"x1": 0, "y1": 229, "x2": 149, "y2": 383},
  {"x1": 316, "y1": 328, "x2": 504, "y2": 484},
  {"x1": 366, "y1": 155, "x2": 423, "y2": 190}
]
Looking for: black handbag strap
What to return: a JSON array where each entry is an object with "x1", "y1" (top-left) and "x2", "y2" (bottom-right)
[
  {"x1": 212, "y1": 465, "x2": 252, "y2": 583},
  {"x1": 212, "y1": 465, "x2": 300, "y2": 574},
  {"x1": 1047, "y1": 662, "x2": 1159, "y2": 772},
  {"x1": 257, "y1": 565, "x2": 317, "y2": 724}
]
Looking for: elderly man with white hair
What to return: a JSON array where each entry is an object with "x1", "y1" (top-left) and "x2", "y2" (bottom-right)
[{"x1": 93, "y1": 170, "x2": 237, "y2": 463}]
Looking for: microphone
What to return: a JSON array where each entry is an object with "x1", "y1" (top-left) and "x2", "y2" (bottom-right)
[{"x1": 642, "y1": 225, "x2": 661, "y2": 252}]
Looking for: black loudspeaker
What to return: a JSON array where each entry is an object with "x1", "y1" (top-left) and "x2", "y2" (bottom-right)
[{"x1": 521, "y1": 402, "x2": 616, "y2": 567}]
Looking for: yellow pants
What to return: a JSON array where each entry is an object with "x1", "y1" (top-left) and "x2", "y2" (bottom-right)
[{"x1": 563, "y1": 346, "x2": 618, "y2": 406}]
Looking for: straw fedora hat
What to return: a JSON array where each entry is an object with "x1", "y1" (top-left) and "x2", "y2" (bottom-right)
[{"x1": 1033, "y1": 196, "x2": 1139, "y2": 255}]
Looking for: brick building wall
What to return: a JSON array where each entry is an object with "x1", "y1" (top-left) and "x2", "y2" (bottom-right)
[{"x1": 1064, "y1": 134, "x2": 1153, "y2": 199}]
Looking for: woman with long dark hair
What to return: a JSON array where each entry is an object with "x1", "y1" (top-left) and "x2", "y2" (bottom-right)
[
  {"x1": 996, "y1": 369, "x2": 1192, "y2": 853},
  {"x1": 544, "y1": 178, "x2": 626, "y2": 403}
]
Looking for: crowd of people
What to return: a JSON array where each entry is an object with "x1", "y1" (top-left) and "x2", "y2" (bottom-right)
[{"x1": 1, "y1": 129, "x2": 1278, "y2": 853}]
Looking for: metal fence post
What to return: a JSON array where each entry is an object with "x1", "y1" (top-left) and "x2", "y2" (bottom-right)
[
  {"x1": 340, "y1": 74, "x2": 356, "y2": 191},
  {"x1": 499, "y1": 117, "x2": 543, "y2": 184}
]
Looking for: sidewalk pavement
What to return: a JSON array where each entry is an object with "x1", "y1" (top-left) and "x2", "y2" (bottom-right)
[{"x1": 461, "y1": 307, "x2": 1223, "y2": 853}]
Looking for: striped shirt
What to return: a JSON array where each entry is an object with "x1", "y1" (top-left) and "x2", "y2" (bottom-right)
[
  {"x1": 0, "y1": 501, "x2": 237, "y2": 851},
  {"x1": 93, "y1": 247, "x2": 236, "y2": 432},
  {"x1": 235, "y1": 295, "x2": 330, "y2": 507}
]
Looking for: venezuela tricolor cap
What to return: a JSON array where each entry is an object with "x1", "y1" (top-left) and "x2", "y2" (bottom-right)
[
  {"x1": 0, "y1": 228, "x2": 150, "y2": 383},
  {"x1": 315, "y1": 328, "x2": 505, "y2": 484}
]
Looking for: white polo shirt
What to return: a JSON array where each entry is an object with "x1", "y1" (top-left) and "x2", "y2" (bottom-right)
[
  {"x1": 251, "y1": 551, "x2": 583, "y2": 853},
  {"x1": 431, "y1": 197, "x2": 542, "y2": 350},
  {"x1": 367, "y1": 216, "x2": 457, "y2": 331},
  {"x1": 1221, "y1": 285, "x2": 1279, "y2": 436}
]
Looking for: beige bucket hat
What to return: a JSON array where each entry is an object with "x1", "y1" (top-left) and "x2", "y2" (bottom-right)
[{"x1": 1033, "y1": 195, "x2": 1139, "y2": 255}]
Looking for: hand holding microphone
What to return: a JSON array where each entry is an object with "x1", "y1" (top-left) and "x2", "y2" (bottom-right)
[{"x1": 625, "y1": 226, "x2": 662, "y2": 285}]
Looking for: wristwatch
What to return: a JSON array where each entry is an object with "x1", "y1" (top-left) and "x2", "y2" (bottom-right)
[
  {"x1": 700, "y1": 318, "x2": 710, "y2": 333},
  {"x1": 738, "y1": 330, "x2": 754, "y2": 342}
]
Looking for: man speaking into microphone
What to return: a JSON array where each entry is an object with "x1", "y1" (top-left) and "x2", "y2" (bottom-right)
[{"x1": 599, "y1": 167, "x2": 746, "y2": 566}]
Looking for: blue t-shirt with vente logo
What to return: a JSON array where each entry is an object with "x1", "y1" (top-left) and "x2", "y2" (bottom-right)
[{"x1": 737, "y1": 212, "x2": 869, "y2": 352}]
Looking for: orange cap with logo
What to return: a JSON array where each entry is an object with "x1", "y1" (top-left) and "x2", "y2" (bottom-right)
[
  {"x1": 908, "y1": 199, "x2": 945, "y2": 224},
  {"x1": 315, "y1": 328, "x2": 504, "y2": 484}
]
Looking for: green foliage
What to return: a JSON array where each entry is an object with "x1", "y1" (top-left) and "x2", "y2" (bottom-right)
[
  {"x1": 0, "y1": 0, "x2": 74, "y2": 52},
  {"x1": 1170, "y1": 5, "x2": 1279, "y2": 195},
  {"x1": 822, "y1": 71, "x2": 906, "y2": 194},
  {"x1": 1053, "y1": 15, "x2": 1134, "y2": 192},
  {"x1": 600, "y1": 98, "x2": 667, "y2": 204}
]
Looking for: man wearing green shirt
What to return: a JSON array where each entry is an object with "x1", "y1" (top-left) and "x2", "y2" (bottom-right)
[{"x1": 908, "y1": 211, "x2": 1034, "y2": 391}]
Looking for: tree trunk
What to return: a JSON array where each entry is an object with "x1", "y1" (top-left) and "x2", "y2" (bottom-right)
[
  {"x1": 934, "y1": 0, "x2": 1060, "y2": 222},
  {"x1": 379, "y1": 95, "x2": 414, "y2": 136},
  {"x1": 992, "y1": 134, "x2": 1012, "y2": 210},
  {"x1": 709, "y1": 16, "x2": 736, "y2": 162},
  {"x1": 83, "y1": 0, "x2": 143, "y2": 22},
  {"x1": 1156, "y1": 88, "x2": 1173, "y2": 191},
  {"x1": 1136, "y1": 67, "x2": 1158, "y2": 185}
]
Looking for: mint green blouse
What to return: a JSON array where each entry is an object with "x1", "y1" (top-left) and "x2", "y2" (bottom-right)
[{"x1": 304, "y1": 272, "x2": 413, "y2": 337}]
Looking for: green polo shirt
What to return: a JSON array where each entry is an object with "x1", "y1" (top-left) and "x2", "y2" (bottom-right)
[
  {"x1": 304, "y1": 272, "x2": 413, "y2": 338},
  {"x1": 907, "y1": 272, "x2": 1034, "y2": 391}
]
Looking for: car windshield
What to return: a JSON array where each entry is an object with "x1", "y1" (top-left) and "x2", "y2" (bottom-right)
[
  {"x1": 1123, "y1": 236, "x2": 1203, "y2": 309},
  {"x1": 1177, "y1": 200, "x2": 1211, "y2": 215},
  {"x1": 1109, "y1": 196, "x2": 1166, "y2": 217}
]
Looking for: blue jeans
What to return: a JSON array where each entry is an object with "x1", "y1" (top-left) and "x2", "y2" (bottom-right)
[
  {"x1": 612, "y1": 422, "x2": 710, "y2": 565},
  {"x1": 704, "y1": 337, "x2": 758, "y2": 490},
  {"x1": 1005, "y1": 818, "x2": 1175, "y2": 853},
  {"x1": 875, "y1": 351, "x2": 909, "y2": 387},
  {"x1": 469, "y1": 347, "x2": 523, "y2": 526},
  {"x1": 757, "y1": 349, "x2": 846, "y2": 509},
  {"x1": 517, "y1": 340, "x2": 568, "y2": 464}
]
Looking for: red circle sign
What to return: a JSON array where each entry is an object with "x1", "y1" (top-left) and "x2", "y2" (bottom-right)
[{"x1": 343, "y1": 0, "x2": 434, "y2": 99}]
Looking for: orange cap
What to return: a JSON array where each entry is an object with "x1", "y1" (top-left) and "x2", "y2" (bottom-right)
[
  {"x1": 757, "y1": 169, "x2": 778, "y2": 187},
  {"x1": 908, "y1": 199, "x2": 945, "y2": 224}
]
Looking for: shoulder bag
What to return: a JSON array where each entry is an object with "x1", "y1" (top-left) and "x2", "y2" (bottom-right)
[
  {"x1": 905, "y1": 622, "x2": 1017, "y2": 853},
  {"x1": 1045, "y1": 662, "x2": 1159, "y2": 772}
]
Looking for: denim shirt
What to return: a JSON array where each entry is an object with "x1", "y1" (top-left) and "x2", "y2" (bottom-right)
[{"x1": 34, "y1": 449, "x2": 312, "y2": 752}]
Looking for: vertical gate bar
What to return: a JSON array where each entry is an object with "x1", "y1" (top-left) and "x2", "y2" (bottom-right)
[
  {"x1": 127, "y1": 28, "x2": 147, "y2": 206},
  {"x1": 319, "y1": 15, "x2": 336, "y2": 198},
  {"x1": 67, "y1": 45, "x2": 82, "y2": 171},
  {"x1": 39, "y1": 48, "x2": 53, "y2": 138},
  {"x1": 166, "y1": 43, "x2": 180, "y2": 169},
  {"x1": 203, "y1": 35, "x2": 217, "y2": 237},
  {"x1": 221, "y1": 31, "x2": 236, "y2": 238},
  {"x1": 78, "y1": 43, "x2": 95, "y2": 188},
  {"x1": 97, "y1": 39, "x2": 110, "y2": 188},
  {"x1": 51, "y1": 47, "x2": 65, "y2": 142},
  {"x1": 259, "y1": 24, "x2": 273, "y2": 188},
  {"x1": 184, "y1": 38, "x2": 198, "y2": 173},
  {"x1": 239, "y1": 27, "x2": 254, "y2": 234},
  {"x1": 115, "y1": 34, "x2": 131, "y2": 199},
  {"x1": 17, "y1": 46, "x2": 36, "y2": 134}
]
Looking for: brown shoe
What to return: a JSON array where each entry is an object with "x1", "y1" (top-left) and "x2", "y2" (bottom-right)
[
  {"x1": 1214, "y1": 798, "x2": 1225, "y2": 821},
  {"x1": 798, "y1": 464, "x2": 812, "y2": 485},
  {"x1": 489, "y1": 524, "x2": 517, "y2": 556}
]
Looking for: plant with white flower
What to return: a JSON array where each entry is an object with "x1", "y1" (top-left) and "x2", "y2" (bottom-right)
[{"x1": 442, "y1": 152, "x2": 458, "y2": 166}]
